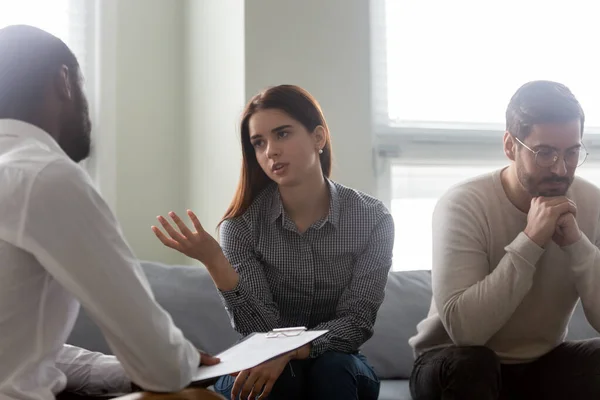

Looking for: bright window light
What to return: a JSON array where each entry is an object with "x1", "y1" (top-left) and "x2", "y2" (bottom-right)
[
  {"x1": 391, "y1": 163, "x2": 600, "y2": 271},
  {"x1": 0, "y1": 0, "x2": 70, "y2": 41},
  {"x1": 385, "y1": 0, "x2": 600, "y2": 129}
]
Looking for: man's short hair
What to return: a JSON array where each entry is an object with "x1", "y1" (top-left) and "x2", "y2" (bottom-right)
[
  {"x1": 506, "y1": 80, "x2": 585, "y2": 139},
  {"x1": 0, "y1": 25, "x2": 79, "y2": 121}
]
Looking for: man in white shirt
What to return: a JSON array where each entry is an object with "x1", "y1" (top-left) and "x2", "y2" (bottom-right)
[
  {"x1": 408, "y1": 81, "x2": 600, "y2": 399},
  {"x1": 0, "y1": 25, "x2": 218, "y2": 400}
]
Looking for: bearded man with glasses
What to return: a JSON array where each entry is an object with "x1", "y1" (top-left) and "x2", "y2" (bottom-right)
[{"x1": 408, "y1": 80, "x2": 600, "y2": 400}]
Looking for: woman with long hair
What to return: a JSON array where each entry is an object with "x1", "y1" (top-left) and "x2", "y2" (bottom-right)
[{"x1": 152, "y1": 85, "x2": 394, "y2": 399}]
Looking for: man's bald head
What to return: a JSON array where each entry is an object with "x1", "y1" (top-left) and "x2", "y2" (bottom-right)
[{"x1": 0, "y1": 25, "x2": 91, "y2": 162}]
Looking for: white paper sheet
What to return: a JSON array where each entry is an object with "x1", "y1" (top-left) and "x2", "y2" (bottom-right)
[{"x1": 193, "y1": 330, "x2": 328, "y2": 382}]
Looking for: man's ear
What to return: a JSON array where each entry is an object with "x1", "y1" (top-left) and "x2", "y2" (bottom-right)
[
  {"x1": 503, "y1": 131, "x2": 516, "y2": 161},
  {"x1": 55, "y1": 65, "x2": 72, "y2": 102},
  {"x1": 313, "y1": 125, "x2": 327, "y2": 149}
]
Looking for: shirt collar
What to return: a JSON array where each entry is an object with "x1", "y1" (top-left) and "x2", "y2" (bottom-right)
[
  {"x1": 269, "y1": 178, "x2": 340, "y2": 229},
  {"x1": 0, "y1": 119, "x2": 65, "y2": 155}
]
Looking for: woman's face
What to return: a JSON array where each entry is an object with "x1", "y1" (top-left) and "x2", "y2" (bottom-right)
[{"x1": 248, "y1": 109, "x2": 325, "y2": 187}]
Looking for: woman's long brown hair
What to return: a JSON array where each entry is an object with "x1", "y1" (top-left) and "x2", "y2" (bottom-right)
[{"x1": 219, "y1": 85, "x2": 333, "y2": 226}]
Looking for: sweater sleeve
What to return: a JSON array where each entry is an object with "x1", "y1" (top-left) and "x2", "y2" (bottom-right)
[
  {"x1": 563, "y1": 233, "x2": 600, "y2": 333},
  {"x1": 432, "y1": 189, "x2": 545, "y2": 346}
]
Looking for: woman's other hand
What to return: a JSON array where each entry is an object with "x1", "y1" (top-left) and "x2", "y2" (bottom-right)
[{"x1": 231, "y1": 352, "x2": 292, "y2": 399}]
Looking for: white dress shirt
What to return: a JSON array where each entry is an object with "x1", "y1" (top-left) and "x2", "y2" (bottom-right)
[{"x1": 0, "y1": 119, "x2": 200, "y2": 400}]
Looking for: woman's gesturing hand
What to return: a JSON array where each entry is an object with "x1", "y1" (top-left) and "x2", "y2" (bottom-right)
[{"x1": 152, "y1": 210, "x2": 223, "y2": 267}]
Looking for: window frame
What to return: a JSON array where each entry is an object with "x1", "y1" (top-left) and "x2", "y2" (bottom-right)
[{"x1": 370, "y1": 0, "x2": 600, "y2": 210}]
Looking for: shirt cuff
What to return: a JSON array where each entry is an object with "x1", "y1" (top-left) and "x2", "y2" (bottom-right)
[
  {"x1": 308, "y1": 335, "x2": 328, "y2": 358},
  {"x1": 562, "y1": 233, "x2": 596, "y2": 266},
  {"x1": 89, "y1": 356, "x2": 132, "y2": 395},
  {"x1": 219, "y1": 277, "x2": 250, "y2": 310},
  {"x1": 507, "y1": 232, "x2": 545, "y2": 267}
]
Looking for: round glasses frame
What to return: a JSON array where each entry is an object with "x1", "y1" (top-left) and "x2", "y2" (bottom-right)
[{"x1": 513, "y1": 135, "x2": 589, "y2": 168}]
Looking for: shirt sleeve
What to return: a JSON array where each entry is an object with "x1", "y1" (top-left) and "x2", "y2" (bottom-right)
[
  {"x1": 308, "y1": 211, "x2": 395, "y2": 357},
  {"x1": 432, "y1": 189, "x2": 544, "y2": 346},
  {"x1": 218, "y1": 218, "x2": 281, "y2": 335},
  {"x1": 57, "y1": 345, "x2": 131, "y2": 395},
  {"x1": 19, "y1": 160, "x2": 199, "y2": 393}
]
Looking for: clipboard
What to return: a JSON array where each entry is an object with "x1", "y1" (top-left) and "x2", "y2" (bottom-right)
[
  {"x1": 266, "y1": 326, "x2": 307, "y2": 338},
  {"x1": 192, "y1": 327, "x2": 328, "y2": 382}
]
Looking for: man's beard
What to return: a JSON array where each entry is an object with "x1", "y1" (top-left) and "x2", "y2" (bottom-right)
[
  {"x1": 517, "y1": 161, "x2": 573, "y2": 197},
  {"x1": 59, "y1": 85, "x2": 92, "y2": 163}
]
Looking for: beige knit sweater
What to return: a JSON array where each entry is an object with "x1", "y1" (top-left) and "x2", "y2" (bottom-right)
[{"x1": 409, "y1": 168, "x2": 600, "y2": 363}]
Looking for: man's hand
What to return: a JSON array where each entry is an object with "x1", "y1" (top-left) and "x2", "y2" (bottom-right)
[
  {"x1": 231, "y1": 352, "x2": 292, "y2": 399},
  {"x1": 130, "y1": 351, "x2": 219, "y2": 392},
  {"x1": 553, "y1": 212, "x2": 582, "y2": 247},
  {"x1": 524, "y1": 196, "x2": 577, "y2": 247},
  {"x1": 199, "y1": 351, "x2": 220, "y2": 366}
]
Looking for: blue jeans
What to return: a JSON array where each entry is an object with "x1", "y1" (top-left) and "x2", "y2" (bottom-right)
[{"x1": 214, "y1": 351, "x2": 380, "y2": 400}]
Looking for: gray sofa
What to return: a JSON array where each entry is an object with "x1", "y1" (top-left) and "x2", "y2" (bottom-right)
[{"x1": 68, "y1": 262, "x2": 599, "y2": 400}]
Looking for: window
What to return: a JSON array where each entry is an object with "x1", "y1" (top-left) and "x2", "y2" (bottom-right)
[
  {"x1": 371, "y1": 0, "x2": 600, "y2": 271},
  {"x1": 391, "y1": 163, "x2": 504, "y2": 271},
  {"x1": 391, "y1": 163, "x2": 600, "y2": 271},
  {"x1": 0, "y1": 0, "x2": 96, "y2": 171},
  {"x1": 377, "y1": 0, "x2": 600, "y2": 132}
]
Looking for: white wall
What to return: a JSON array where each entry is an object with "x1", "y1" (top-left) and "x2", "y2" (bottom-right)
[
  {"x1": 245, "y1": 0, "x2": 376, "y2": 195},
  {"x1": 95, "y1": 0, "x2": 375, "y2": 264},
  {"x1": 96, "y1": 0, "x2": 188, "y2": 265},
  {"x1": 185, "y1": 0, "x2": 245, "y2": 249}
]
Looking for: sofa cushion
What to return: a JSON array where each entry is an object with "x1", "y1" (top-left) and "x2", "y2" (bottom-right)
[
  {"x1": 68, "y1": 261, "x2": 240, "y2": 355},
  {"x1": 566, "y1": 299, "x2": 599, "y2": 340},
  {"x1": 359, "y1": 270, "x2": 600, "y2": 380},
  {"x1": 361, "y1": 270, "x2": 431, "y2": 379},
  {"x1": 379, "y1": 380, "x2": 412, "y2": 400},
  {"x1": 68, "y1": 262, "x2": 599, "y2": 384}
]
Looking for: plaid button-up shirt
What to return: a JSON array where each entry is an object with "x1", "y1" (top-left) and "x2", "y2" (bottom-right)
[{"x1": 219, "y1": 179, "x2": 395, "y2": 357}]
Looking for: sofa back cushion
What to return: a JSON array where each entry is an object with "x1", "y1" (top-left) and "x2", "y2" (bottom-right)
[
  {"x1": 68, "y1": 262, "x2": 241, "y2": 356},
  {"x1": 361, "y1": 270, "x2": 431, "y2": 378},
  {"x1": 68, "y1": 262, "x2": 599, "y2": 381},
  {"x1": 362, "y1": 270, "x2": 600, "y2": 379}
]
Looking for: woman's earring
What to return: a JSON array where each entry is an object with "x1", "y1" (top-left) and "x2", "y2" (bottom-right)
[{"x1": 318, "y1": 149, "x2": 323, "y2": 154}]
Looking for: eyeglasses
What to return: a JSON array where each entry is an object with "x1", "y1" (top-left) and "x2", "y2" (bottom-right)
[{"x1": 513, "y1": 136, "x2": 588, "y2": 168}]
